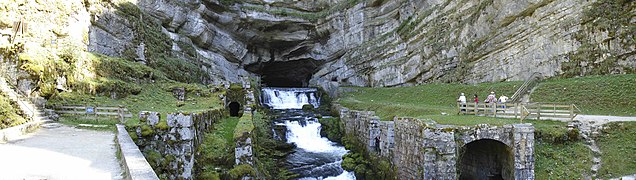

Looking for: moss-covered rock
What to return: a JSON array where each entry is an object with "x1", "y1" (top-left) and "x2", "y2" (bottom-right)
[
  {"x1": 229, "y1": 164, "x2": 256, "y2": 179},
  {"x1": 140, "y1": 124, "x2": 155, "y2": 137}
]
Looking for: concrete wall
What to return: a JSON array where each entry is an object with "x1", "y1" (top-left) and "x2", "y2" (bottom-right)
[
  {"x1": 335, "y1": 105, "x2": 535, "y2": 179},
  {"x1": 133, "y1": 109, "x2": 223, "y2": 180},
  {"x1": 115, "y1": 124, "x2": 160, "y2": 180}
]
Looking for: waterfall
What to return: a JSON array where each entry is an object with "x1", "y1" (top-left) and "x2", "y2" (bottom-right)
[
  {"x1": 262, "y1": 87, "x2": 320, "y2": 109},
  {"x1": 262, "y1": 87, "x2": 355, "y2": 180}
]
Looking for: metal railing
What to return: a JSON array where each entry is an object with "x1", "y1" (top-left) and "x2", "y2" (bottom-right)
[
  {"x1": 0, "y1": 77, "x2": 36, "y2": 121},
  {"x1": 510, "y1": 72, "x2": 543, "y2": 103}
]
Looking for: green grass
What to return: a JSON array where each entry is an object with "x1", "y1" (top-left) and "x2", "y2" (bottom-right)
[
  {"x1": 532, "y1": 74, "x2": 636, "y2": 116},
  {"x1": 57, "y1": 115, "x2": 120, "y2": 131},
  {"x1": 234, "y1": 113, "x2": 255, "y2": 139},
  {"x1": 197, "y1": 116, "x2": 240, "y2": 178},
  {"x1": 596, "y1": 122, "x2": 636, "y2": 178},
  {"x1": 48, "y1": 82, "x2": 223, "y2": 125},
  {"x1": 535, "y1": 141, "x2": 592, "y2": 179},
  {"x1": 220, "y1": 117, "x2": 241, "y2": 143}
]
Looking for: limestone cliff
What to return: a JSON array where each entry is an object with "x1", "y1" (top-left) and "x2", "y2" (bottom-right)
[{"x1": 2, "y1": 0, "x2": 634, "y2": 92}]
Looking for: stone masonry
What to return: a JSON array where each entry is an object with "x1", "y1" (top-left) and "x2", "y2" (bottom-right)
[
  {"x1": 134, "y1": 109, "x2": 223, "y2": 180},
  {"x1": 335, "y1": 105, "x2": 535, "y2": 179}
]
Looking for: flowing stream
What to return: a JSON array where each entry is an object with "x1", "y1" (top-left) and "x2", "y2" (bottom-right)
[{"x1": 262, "y1": 87, "x2": 355, "y2": 180}]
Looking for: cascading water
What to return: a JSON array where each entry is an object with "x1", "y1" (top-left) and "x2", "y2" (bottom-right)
[{"x1": 262, "y1": 87, "x2": 355, "y2": 180}]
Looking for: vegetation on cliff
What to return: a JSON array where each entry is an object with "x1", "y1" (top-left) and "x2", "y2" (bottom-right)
[{"x1": 0, "y1": 92, "x2": 26, "y2": 129}]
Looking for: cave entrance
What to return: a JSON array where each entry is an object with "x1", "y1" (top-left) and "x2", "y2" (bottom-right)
[
  {"x1": 458, "y1": 139, "x2": 514, "y2": 180},
  {"x1": 245, "y1": 59, "x2": 323, "y2": 87},
  {"x1": 229, "y1": 102, "x2": 240, "y2": 117}
]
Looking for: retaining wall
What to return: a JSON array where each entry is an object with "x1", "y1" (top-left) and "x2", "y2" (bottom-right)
[{"x1": 334, "y1": 104, "x2": 535, "y2": 179}]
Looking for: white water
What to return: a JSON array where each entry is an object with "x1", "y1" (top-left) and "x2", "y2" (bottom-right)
[
  {"x1": 286, "y1": 118, "x2": 347, "y2": 154},
  {"x1": 263, "y1": 87, "x2": 354, "y2": 179},
  {"x1": 262, "y1": 87, "x2": 320, "y2": 109}
]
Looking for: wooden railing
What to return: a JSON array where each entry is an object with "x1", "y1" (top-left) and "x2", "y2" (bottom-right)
[
  {"x1": 458, "y1": 102, "x2": 581, "y2": 121},
  {"x1": 53, "y1": 105, "x2": 133, "y2": 123}
]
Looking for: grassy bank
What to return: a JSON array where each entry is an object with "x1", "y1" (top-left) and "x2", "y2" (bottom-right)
[
  {"x1": 596, "y1": 122, "x2": 636, "y2": 178},
  {"x1": 198, "y1": 117, "x2": 240, "y2": 179},
  {"x1": 48, "y1": 82, "x2": 223, "y2": 125},
  {"x1": 338, "y1": 81, "x2": 522, "y2": 121},
  {"x1": 532, "y1": 74, "x2": 636, "y2": 116},
  {"x1": 535, "y1": 141, "x2": 592, "y2": 179}
]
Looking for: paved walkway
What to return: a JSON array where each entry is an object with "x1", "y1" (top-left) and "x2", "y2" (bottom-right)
[
  {"x1": 574, "y1": 115, "x2": 636, "y2": 126},
  {"x1": 0, "y1": 122, "x2": 123, "y2": 180}
]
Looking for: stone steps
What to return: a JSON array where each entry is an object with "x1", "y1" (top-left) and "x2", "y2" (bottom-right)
[{"x1": 0, "y1": 77, "x2": 51, "y2": 124}]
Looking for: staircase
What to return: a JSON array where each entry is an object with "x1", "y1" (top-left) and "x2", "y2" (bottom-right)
[
  {"x1": 510, "y1": 72, "x2": 543, "y2": 103},
  {"x1": 0, "y1": 77, "x2": 52, "y2": 142}
]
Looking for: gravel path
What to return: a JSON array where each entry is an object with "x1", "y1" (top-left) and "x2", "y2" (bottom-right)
[{"x1": 0, "y1": 122, "x2": 123, "y2": 180}]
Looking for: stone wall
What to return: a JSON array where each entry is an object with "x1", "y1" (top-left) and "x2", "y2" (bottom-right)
[
  {"x1": 133, "y1": 109, "x2": 223, "y2": 179},
  {"x1": 335, "y1": 105, "x2": 535, "y2": 179}
]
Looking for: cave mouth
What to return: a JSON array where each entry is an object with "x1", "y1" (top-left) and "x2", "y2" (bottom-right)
[
  {"x1": 229, "y1": 102, "x2": 240, "y2": 117},
  {"x1": 458, "y1": 139, "x2": 514, "y2": 180},
  {"x1": 245, "y1": 59, "x2": 323, "y2": 87}
]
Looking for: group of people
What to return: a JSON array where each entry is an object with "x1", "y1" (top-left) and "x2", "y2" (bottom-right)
[{"x1": 457, "y1": 92, "x2": 509, "y2": 111}]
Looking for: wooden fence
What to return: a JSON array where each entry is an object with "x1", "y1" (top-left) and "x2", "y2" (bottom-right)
[
  {"x1": 53, "y1": 105, "x2": 133, "y2": 123},
  {"x1": 458, "y1": 102, "x2": 581, "y2": 121}
]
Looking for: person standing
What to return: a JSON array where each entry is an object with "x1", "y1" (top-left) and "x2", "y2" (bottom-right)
[
  {"x1": 485, "y1": 91, "x2": 497, "y2": 104},
  {"x1": 473, "y1": 94, "x2": 479, "y2": 104},
  {"x1": 498, "y1": 95, "x2": 509, "y2": 108},
  {"x1": 457, "y1": 93, "x2": 467, "y2": 112}
]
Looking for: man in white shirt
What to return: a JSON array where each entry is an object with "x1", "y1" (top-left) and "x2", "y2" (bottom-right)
[
  {"x1": 457, "y1": 93, "x2": 467, "y2": 112},
  {"x1": 499, "y1": 95, "x2": 509, "y2": 109}
]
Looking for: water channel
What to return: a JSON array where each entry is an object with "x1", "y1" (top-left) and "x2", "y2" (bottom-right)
[{"x1": 262, "y1": 87, "x2": 355, "y2": 180}]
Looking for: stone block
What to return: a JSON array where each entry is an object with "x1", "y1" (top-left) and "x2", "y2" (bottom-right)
[
  {"x1": 167, "y1": 114, "x2": 178, "y2": 127},
  {"x1": 146, "y1": 112, "x2": 160, "y2": 126},
  {"x1": 178, "y1": 128, "x2": 193, "y2": 140},
  {"x1": 172, "y1": 87, "x2": 186, "y2": 101},
  {"x1": 177, "y1": 114, "x2": 193, "y2": 127}
]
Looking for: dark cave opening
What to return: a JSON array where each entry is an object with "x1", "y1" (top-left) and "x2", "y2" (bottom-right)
[
  {"x1": 245, "y1": 59, "x2": 323, "y2": 87},
  {"x1": 458, "y1": 139, "x2": 514, "y2": 180},
  {"x1": 229, "y1": 102, "x2": 240, "y2": 117}
]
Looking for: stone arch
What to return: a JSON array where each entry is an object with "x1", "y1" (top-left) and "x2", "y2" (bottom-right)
[
  {"x1": 458, "y1": 139, "x2": 514, "y2": 180},
  {"x1": 229, "y1": 102, "x2": 241, "y2": 117}
]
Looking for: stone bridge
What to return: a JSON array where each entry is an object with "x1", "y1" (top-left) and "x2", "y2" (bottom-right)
[{"x1": 336, "y1": 105, "x2": 534, "y2": 180}]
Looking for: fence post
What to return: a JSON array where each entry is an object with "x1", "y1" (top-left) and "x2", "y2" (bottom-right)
[
  {"x1": 570, "y1": 104, "x2": 574, "y2": 120},
  {"x1": 536, "y1": 104, "x2": 541, "y2": 120},
  {"x1": 119, "y1": 105, "x2": 124, "y2": 123},
  {"x1": 493, "y1": 103, "x2": 496, "y2": 117},
  {"x1": 474, "y1": 102, "x2": 477, "y2": 114},
  {"x1": 514, "y1": 103, "x2": 518, "y2": 119}
]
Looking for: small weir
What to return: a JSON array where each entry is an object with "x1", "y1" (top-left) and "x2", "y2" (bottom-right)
[{"x1": 262, "y1": 87, "x2": 355, "y2": 179}]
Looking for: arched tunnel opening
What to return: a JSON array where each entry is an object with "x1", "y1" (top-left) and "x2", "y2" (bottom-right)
[
  {"x1": 245, "y1": 59, "x2": 323, "y2": 87},
  {"x1": 458, "y1": 139, "x2": 514, "y2": 180},
  {"x1": 229, "y1": 102, "x2": 240, "y2": 117}
]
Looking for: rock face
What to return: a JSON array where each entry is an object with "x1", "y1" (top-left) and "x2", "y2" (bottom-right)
[
  {"x1": 5, "y1": 0, "x2": 632, "y2": 88},
  {"x1": 335, "y1": 104, "x2": 535, "y2": 179}
]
